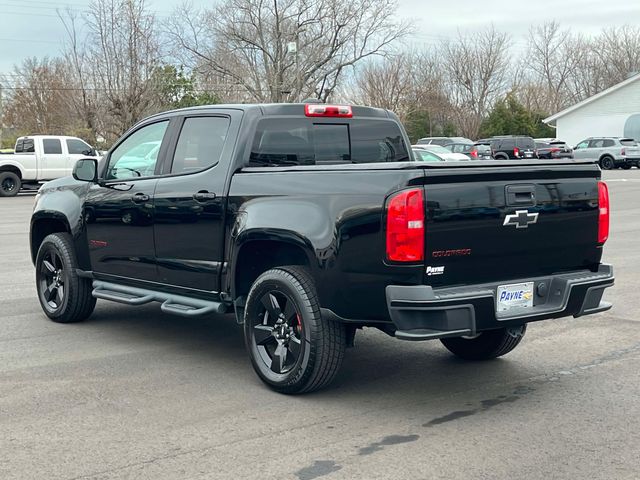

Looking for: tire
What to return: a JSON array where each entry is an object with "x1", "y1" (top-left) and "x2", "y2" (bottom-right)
[
  {"x1": 440, "y1": 325, "x2": 526, "y2": 360},
  {"x1": 600, "y1": 156, "x2": 614, "y2": 170},
  {"x1": 494, "y1": 154, "x2": 508, "y2": 160},
  {"x1": 0, "y1": 171, "x2": 21, "y2": 197},
  {"x1": 244, "y1": 266, "x2": 346, "y2": 394},
  {"x1": 622, "y1": 164, "x2": 632, "y2": 170},
  {"x1": 35, "y1": 233, "x2": 96, "y2": 323}
]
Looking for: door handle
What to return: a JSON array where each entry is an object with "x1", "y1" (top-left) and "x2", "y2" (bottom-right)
[
  {"x1": 131, "y1": 192, "x2": 150, "y2": 203},
  {"x1": 505, "y1": 184, "x2": 536, "y2": 206},
  {"x1": 193, "y1": 191, "x2": 217, "y2": 202}
]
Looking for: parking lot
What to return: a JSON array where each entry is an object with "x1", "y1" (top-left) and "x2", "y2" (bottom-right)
[{"x1": 1, "y1": 169, "x2": 639, "y2": 480}]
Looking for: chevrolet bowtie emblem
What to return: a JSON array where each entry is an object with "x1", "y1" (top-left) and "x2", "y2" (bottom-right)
[{"x1": 503, "y1": 210, "x2": 539, "y2": 229}]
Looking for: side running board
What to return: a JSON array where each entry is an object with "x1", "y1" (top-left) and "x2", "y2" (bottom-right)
[{"x1": 92, "y1": 280, "x2": 227, "y2": 317}]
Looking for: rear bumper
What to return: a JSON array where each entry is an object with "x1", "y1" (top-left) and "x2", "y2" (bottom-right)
[
  {"x1": 386, "y1": 264, "x2": 614, "y2": 341},
  {"x1": 613, "y1": 156, "x2": 636, "y2": 167}
]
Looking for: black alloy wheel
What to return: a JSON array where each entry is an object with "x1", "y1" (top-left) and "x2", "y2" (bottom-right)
[
  {"x1": 35, "y1": 233, "x2": 96, "y2": 323},
  {"x1": 0, "y1": 171, "x2": 21, "y2": 197},
  {"x1": 252, "y1": 290, "x2": 304, "y2": 375},
  {"x1": 244, "y1": 266, "x2": 346, "y2": 394},
  {"x1": 600, "y1": 156, "x2": 614, "y2": 170},
  {"x1": 38, "y1": 249, "x2": 66, "y2": 312}
]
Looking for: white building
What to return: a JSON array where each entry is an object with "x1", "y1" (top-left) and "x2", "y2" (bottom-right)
[{"x1": 543, "y1": 72, "x2": 640, "y2": 146}]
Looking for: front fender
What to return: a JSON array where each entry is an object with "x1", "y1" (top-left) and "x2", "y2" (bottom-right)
[{"x1": 30, "y1": 179, "x2": 92, "y2": 268}]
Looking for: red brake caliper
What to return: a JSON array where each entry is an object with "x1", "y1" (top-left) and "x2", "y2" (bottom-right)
[{"x1": 295, "y1": 314, "x2": 302, "y2": 335}]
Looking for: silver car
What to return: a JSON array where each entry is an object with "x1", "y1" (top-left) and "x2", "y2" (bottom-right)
[{"x1": 573, "y1": 137, "x2": 640, "y2": 170}]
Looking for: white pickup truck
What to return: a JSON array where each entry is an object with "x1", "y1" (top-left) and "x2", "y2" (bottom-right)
[{"x1": 0, "y1": 135, "x2": 99, "y2": 197}]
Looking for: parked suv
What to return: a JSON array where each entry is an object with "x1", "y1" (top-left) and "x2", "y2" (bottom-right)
[
  {"x1": 480, "y1": 136, "x2": 537, "y2": 160},
  {"x1": 573, "y1": 137, "x2": 640, "y2": 170}
]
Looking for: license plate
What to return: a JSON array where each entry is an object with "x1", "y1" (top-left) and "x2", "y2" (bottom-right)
[{"x1": 496, "y1": 282, "x2": 534, "y2": 313}]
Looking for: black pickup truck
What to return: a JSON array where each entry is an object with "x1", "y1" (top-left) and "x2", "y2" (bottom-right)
[{"x1": 30, "y1": 103, "x2": 614, "y2": 394}]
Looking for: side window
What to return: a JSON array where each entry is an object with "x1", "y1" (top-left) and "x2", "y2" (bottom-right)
[
  {"x1": 106, "y1": 121, "x2": 169, "y2": 180},
  {"x1": 602, "y1": 139, "x2": 615, "y2": 148},
  {"x1": 22, "y1": 139, "x2": 35, "y2": 153},
  {"x1": 589, "y1": 139, "x2": 604, "y2": 148},
  {"x1": 500, "y1": 139, "x2": 515, "y2": 150},
  {"x1": 519, "y1": 138, "x2": 535, "y2": 150},
  {"x1": 576, "y1": 140, "x2": 589, "y2": 149},
  {"x1": 15, "y1": 139, "x2": 24, "y2": 153},
  {"x1": 414, "y1": 150, "x2": 441, "y2": 162},
  {"x1": 67, "y1": 139, "x2": 91, "y2": 155},
  {"x1": 171, "y1": 117, "x2": 230, "y2": 174},
  {"x1": 43, "y1": 139, "x2": 62, "y2": 154}
]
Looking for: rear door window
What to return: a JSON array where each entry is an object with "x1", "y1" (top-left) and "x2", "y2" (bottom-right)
[
  {"x1": 250, "y1": 119, "x2": 408, "y2": 166},
  {"x1": 171, "y1": 116, "x2": 230, "y2": 174},
  {"x1": 499, "y1": 139, "x2": 515, "y2": 150},
  {"x1": 43, "y1": 139, "x2": 62, "y2": 154},
  {"x1": 518, "y1": 138, "x2": 535, "y2": 149}
]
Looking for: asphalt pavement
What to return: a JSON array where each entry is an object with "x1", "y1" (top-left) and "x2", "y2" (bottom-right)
[{"x1": 1, "y1": 169, "x2": 639, "y2": 480}]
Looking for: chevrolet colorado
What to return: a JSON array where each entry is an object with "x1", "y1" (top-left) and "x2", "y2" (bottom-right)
[{"x1": 30, "y1": 103, "x2": 614, "y2": 393}]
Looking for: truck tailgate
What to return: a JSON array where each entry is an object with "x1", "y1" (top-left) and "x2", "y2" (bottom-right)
[{"x1": 420, "y1": 161, "x2": 602, "y2": 287}]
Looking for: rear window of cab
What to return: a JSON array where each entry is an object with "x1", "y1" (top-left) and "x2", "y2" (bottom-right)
[{"x1": 249, "y1": 118, "x2": 409, "y2": 166}]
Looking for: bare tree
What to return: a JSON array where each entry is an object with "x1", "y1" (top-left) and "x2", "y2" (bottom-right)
[
  {"x1": 58, "y1": 9, "x2": 101, "y2": 144},
  {"x1": 84, "y1": 0, "x2": 162, "y2": 137},
  {"x1": 594, "y1": 25, "x2": 640, "y2": 84},
  {"x1": 440, "y1": 27, "x2": 512, "y2": 138},
  {"x1": 2, "y1": 57, "x2": 78, "y2": 135},
  {"x1": 352, "y1": 50, "x2": 452, "y2": 138},
  {"x1": 166, "y1": 0, "x2": 411, "y2": 103},
  {"x1": 525, "y1": 21, "x2": 586, "y2": 112},
  {"x1": 353, "y1": 53, "x2": 415, "y2": 115}
]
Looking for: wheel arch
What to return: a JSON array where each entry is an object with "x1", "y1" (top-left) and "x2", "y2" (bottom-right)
[
  {"x1": 30, "y1": 214, "x2": 72, "y2": 265},
  {"x1": 0, "y1": 164, "x2": 23, "y2": 179},
  {"x1": 229, "y1": 232, "x2": 316, "y2": 302}
]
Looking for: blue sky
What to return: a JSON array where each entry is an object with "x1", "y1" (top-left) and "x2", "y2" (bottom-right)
[{"x1": 1, "y1": 0, "x2": 639, "y2": 74}]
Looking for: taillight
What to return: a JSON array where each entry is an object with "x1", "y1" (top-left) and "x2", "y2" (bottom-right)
[
  {"x1": 598, "y1": 181, "x2": 609, "y2": 244},
  {"x1": 305, "y1": 104, "x2": 353, "y2": 118},
  {"x1": 470, "y1": 149, "x2": 478, "y2": 158},
  {"x1": 386, "y1": 188, "x2": 425, "y2": 262},
  {"x1": 621, "y1": 148, "x2": 626, "y2": 156},
  {"x1": 514, "y1": 147, "x2": 520, "y2": 157}
]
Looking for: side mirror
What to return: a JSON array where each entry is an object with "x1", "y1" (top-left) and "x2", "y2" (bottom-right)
[
  {"x1": 73, "y1": 158, "x2": 98, "y2": 183},
  {"x1": 81, "y1": 148, "x2": 98, "y2": 157}
]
